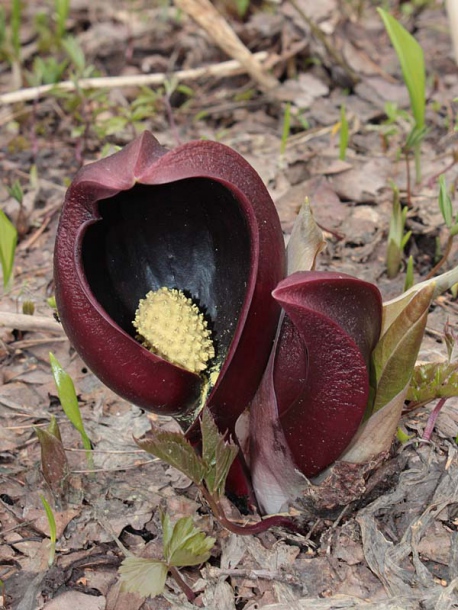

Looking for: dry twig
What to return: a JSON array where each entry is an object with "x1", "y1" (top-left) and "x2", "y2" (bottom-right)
[
  {"x1": 0, "y1": 52, "x2": 271, "y2": 105},
  {"x1": 174, "y1": 0, "x2": 279, "y2": 91},
  {"x1": 0, "y1": 312, "x2": 64, "y2": 334}
]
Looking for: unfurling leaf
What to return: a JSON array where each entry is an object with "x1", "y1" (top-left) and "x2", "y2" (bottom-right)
[
  {"x1": 162, "y1": 513, "x2": 215, "y2": 567},
  {"x1": 201, "y1": 408, "x2": 238, "y2": 498},
  {"x1": 135, "y1": 429, "x2": 206, "y2": 486},
  {"x1": 407, "y1": 361, "x2": 458, "y2": 405},
  {"x1": 372, "y1": 283, "x2": 434, "y2": 414},
  {"x1": 341, "y1": 284, "x2": 434, "y2": 464},
  {"x1": 286, "y1": 199, "x2": 326, "y2": 274},
  {"x1": 382, "y1": 265, "x2": 458, "y2": 336},
  {"x1": 119, "y1": 557, "x2": 168, "y2": 598}
]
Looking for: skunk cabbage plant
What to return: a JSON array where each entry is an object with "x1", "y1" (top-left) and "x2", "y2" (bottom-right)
[{"x1": 55, "y1": 131, "x2": 458, "y2": 517}]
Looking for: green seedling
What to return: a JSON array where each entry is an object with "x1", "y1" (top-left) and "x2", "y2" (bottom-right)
[
  {"x1": 396, "y1": 427, "x2": 413, "y2": 443},
  {"x1": 339, "y1": 104, "x2": 349, "y2": 161},
  {"x1": 27, "y1": 56, "x2": 69, "y2": 86},
  {"x1": 8, "y1": 179, "x2": 23, "y2": 205},
  {"x1": 386, "y1": 182, "x2": 411, "y2": 278},
  {"x1": 40, "y1": 495, "x2": 57, "y2": 566},
  {"x1": 234, "y1": 0, "x2": 251, "y2": 18},
  {"x1": 404, "y1": 254, "x2": 415, "y2": 291},
  {"x1": 119, "y1": 511, "x2": 215, "y2": 602},
  {"x1": 407, "y1": 322, "x2": 458, "y2": 440},
  {"x1": 0, "y1": 0, "x2": 21, "y2": 63},
  {"x1": 378, "y1": 8, "x2": 426, "y2": 184},
  {"x1": 280, "y1": 102, "x2": 291, "y2": 158},
  {"x1": 424, "y1": 175, "x2": 458, "y2": 279},
  {"x1": 54, "y1": 0, "x2": 70, "y2": 42},
  {"x1": 49, "y1": 353, "x2": 94, "y2": 471},
  {"x1": 0, "y1": 210, "x2": 17, "y2": 289},
  {"x1": 137, "y1": 409, "x2": 296, "y2": 535}
]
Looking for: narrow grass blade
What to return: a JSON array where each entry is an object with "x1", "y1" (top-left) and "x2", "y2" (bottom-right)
[{"x1": 0, "y1": 210, "x2": 17, "y2": 288}]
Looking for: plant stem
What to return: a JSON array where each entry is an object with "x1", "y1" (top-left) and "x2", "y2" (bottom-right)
[
  {"x1": 422, "y1": 397, "x2": 448, "y2": 441},
  {"x1": 169, "y1": 566, "x2": 196, "y2": 602},
  {"x1": 201, "y1": 487, "x2": 300, "y2": 535},
  {"x1": 414, "y1": 143, "x2": 422, "y2": 184},
  {"x1": 405, "y1": 151, "x2": 412, "y2": 208}
]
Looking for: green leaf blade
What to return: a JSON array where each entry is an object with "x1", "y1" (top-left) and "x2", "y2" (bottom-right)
[
  {"x1": 119, "y1": 557, "x2": 168, "y2": 599},
  {"x1": 372, "y1": 283, "x2": 434, "y2": 414},
  {"x1": 0, "y1": 210, "x2": 17, "y2": 288},
  {"x1": 164, "y1": 515, "x2": 215, "y2": 567},
  {"x1": 136, "y1": 429, "x2": 206, "y2": 486},
  {"x1": 200, "y1": 409, "x2": 238, "y2": 497},
  {"x1": 407, "y1": 362, "x2": 458, "y2": 404},
  {"x1": 378, "y1": 8, "x2": 425, "y2": 129}
]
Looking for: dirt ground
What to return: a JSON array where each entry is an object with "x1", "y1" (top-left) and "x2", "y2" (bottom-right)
[{"x1": 1, "y1": 1, "x2": 458, "y2": 608}]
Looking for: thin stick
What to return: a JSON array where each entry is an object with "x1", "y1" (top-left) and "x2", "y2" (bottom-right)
[
  {"x1": 446, "y1": 0, "x2": 458, "y2": 65},
  {"x1": 0, "y1": 311, "x2": 64, "y2": 334},
  {"x1": 0, "y1": 52, "x2": 270, "y2": 106},
  {"x1": 174, "y1": 0, "x2": 279, "y2": 91}
]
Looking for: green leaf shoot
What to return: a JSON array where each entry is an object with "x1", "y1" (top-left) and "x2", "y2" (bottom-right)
[
  {"x1": 407, "y1": 361, "x2": 458, "y2": 406},
  {"x1": 372, "y1": 283, "x2": 434, "y2": 414},
  {"x1": 339, "y1": 104, "x2": 349, "y2": 161},
  {"x1": 378, "y1": 8, "x2": 425, "y2": 130},
  {"x1": 49, "y1": 353, "x2": 93, "y2": 468},
  {"x1": 404, "y1": 255, "x2": 414, "y2": 291},
  {"x1": 0, "y1": 210, "x2": 17, "y2": 288},
  {"x1": 386, "y1": 182, "x2": 410, "y2": 278},
  {"x1": 280, "y1": 102, "x2": 291, "y2": 156},
  {"x1": 201, "y1": 408, "x2": 238, "y2": 498},
  {"x1": 40, "y1": 495, "x2": 57, "y2": 566}
]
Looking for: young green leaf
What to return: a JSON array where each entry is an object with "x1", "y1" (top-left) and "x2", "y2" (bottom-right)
[
  {"x1": 201, "y1": 409, "x2": 238, "y2": 498},
  {"x1": 378, "y1": 8, "x2": 425, "y2": 129},
  {"x1": 280, "y1": 102, "x2": 291, "y2": 156},
  {"x1": 407, "y1": 361, "x2": 458, "y2": 405},
  {"x1": 404, "y1": 255, "x2": 414, "y2": 291},
  {"x1": 49, "y1": 353, "x2": 92, "y2": 462},
  {"x1": 119, "y1": 557, "x2": 168, "y2": 598},
  {"x1": 49, "y1": 353, "x2": 85, "y2": 435},
  {"x1": 40, "y1": 495, "x2": 57, "y2": 566},
  {"x1": 372, "y1": 283, "x2": 434, "y2": 414},
  {"x1": 386, "y1": 183, "x2": 410, "y2": 278},
  {"x1": 0, "y1": 210, "x2": 17, "y2": 288},
  {"x1": 339, "y1": 104, "x2": 349, "y2": 161},
  {"x1": 7, "y1": 179, "x2": 23, "y2": 204},
  {"x1": 438, "y1": 174, "x2": 457, "y2": 232},
  {"x1": 135, "y1": 429, "x2": 206, "y2": 486},
  {"x1": 162, "y1": 513, "x2": 215, "y2": 567}
]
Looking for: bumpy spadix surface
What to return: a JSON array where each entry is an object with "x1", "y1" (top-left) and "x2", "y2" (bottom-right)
[{"x1": 134, "y1": 288, "x2": 215, "y2": 374}]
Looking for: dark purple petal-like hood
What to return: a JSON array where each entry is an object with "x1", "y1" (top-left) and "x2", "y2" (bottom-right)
[
  {"x1": 54, "y1": 131, "x2": 285, "y2": 430},
  {"x1": 250, "y1": 271, "x2": 382, "y2": 513}
]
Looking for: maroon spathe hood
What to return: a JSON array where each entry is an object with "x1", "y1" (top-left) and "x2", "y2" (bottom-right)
[{"x1": 54, "y1": 131, "x2": 285, "y2": 431}]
